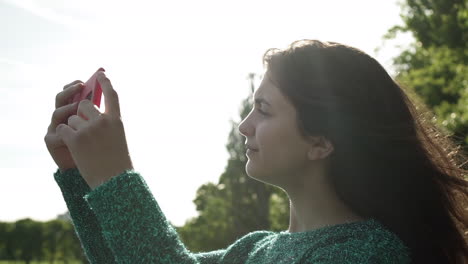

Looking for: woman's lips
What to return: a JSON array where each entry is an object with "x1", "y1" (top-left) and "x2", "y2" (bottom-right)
[{"x1": 247, "y1": 149, "x2": 258, "y2": 155}]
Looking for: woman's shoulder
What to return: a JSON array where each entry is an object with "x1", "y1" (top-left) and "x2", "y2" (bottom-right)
[
  {"x1": 298, "y1": 218, "x2": 411, "y2": 263},
  {"x1": 230, "y1": 230, "x2": 277, "y2": 247},
  {"x1": 219, "y1": 230, "x2": 276, "y2": 262}
]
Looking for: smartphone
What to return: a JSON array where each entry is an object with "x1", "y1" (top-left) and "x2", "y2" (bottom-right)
[{"x1": 69, "y1": 68, "x2": 105, "y2": 108}]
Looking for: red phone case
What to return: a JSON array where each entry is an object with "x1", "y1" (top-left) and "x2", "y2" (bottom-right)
[{"x1": 70, "y1": 68, "x2": 105, "y2": 107}]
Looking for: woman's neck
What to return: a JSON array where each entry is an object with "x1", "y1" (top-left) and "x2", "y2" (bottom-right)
[{"x1": 286, "y1": 177, "x2": 365, "y2": 233}]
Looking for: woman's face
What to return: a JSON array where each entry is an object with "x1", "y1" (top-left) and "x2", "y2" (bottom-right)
[{"x1": 238, "y1": 71, "x2": 313, "y2": 187}]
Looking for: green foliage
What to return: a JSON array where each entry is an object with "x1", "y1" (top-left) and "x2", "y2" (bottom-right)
[
  {"x1": 42, "y1": 220, "x2": 85, "y2": 263},
  {"x1": 43, "y1": 220, "x2": 64, "y2": 263},
  {"x1": 393, "y1": 0, "x2": 468, "y2": 48},
  {"x1": 11, "y1": 219, "x2": 44, "y2": 263},
  {"x1": 268, "y1": 190, "x2": 290, "y2": 232},
  {"x1": 0, "y1": 222, "x2": 14, "y2": 260},
  {"x1": 386, "y1": 0, "x2": 468, "y2": 148},
  {"x1": 0, "y1": 218, "x2": 85, "y2": 263},
  {"x1": 176, "y1": 183, "x2": 232, "y2": 252}
]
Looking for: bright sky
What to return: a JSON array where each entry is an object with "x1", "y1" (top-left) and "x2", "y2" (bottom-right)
[{"x1": 0, "y1": 0, "x2": 413, "y2": 226}]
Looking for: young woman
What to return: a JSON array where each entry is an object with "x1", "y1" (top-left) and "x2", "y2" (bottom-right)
[{"x1": 45, "y1": 39, "x2": 468, "y2": 263}]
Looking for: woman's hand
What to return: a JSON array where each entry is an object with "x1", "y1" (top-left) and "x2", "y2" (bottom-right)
[
  {"x1": 44, "y1": 80, "x2": 85, "y2": 172},
  {"x1": 55, "y1": 72, "x2": 133, "y2": 190}
]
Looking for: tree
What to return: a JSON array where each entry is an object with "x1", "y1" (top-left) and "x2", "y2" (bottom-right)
[
  {"x1": 176, "y1": 183, "x2": 232, "y2": 252},
  {"x1": 0, "y1": 222, "x2": 17, "y2": 261},
  {"x1": 10, "y1": 218, "x2": 44, "y2": 264},
  {"x1": 384, "y1": 0, "x2": 468, "y2": 150},
  {"x1": 269, "y1": 190, "x2": 290, "y2": 232},
  {"x1": 43, "y1": 219, "x2": 74, "y2": 264},
  {"x1": 0, "y1": 219, "x2": 85, "y2": 263},
  {"x1": 0, "y1": 222, "x2": 13, "y2": 260},
  {"x1": 58, "y1": 222, "x2": 87, "y2": 264}
]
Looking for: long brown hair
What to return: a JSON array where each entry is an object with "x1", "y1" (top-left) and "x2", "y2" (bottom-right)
[{"x1": 262, "y1": 39, "x2": 468, "y2": 264}]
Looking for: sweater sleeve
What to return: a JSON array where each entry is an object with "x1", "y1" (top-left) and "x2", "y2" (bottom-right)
[
  {"x1": 83, "y1": 169, "x2": 226, "y2": 263},
  {"x1": 53, "y1": 168, "x2": 116, "y2": 263},
  {"x1": 55, "y1": 168, "x2": 228, "y2": 264}
]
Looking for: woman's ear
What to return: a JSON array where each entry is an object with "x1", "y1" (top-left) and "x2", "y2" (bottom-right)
[{"x1": 307, "y1": 136, "x2": 334, "y2": 160}]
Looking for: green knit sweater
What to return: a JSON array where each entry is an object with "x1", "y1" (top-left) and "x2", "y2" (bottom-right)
[{"x1": 54, "y1": 168, "x2": 411, "y2": 263}]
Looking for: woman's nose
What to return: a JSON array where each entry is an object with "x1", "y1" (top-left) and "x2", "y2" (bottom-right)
[{"x1": 238, "y1": 118, "x2": 251, "y2": 137}]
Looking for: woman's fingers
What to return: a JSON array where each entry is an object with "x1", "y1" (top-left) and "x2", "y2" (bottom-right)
[
  {"x1": 56, "y1": 82, "x2": 84, "y2": 108},
  {"x1": 67, "y1": 115, "x2": 87, "y2": 130},
  {"x1": 77, "y1": 99, "x2": 102, "y2": 121},
  {"x1": 56, "y1": 124, "x2": 76, "y2": 147},
  {"x1": 44, "y1": 132, "x2": 64, "y2": 146},
  {"x1": 63, "y1": 80, "x2": 84, "y2": 90},
  {"x1": 97, "y1": 72, "x2": 121, "y2": 118},
  {"x1": 48, "y1": 102, "x2": 79, "y2": 133}
]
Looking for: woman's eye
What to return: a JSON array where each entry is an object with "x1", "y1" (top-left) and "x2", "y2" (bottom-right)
[
  {"x1": 251, "y1": 102, "x2": 267, "y2": 115},
  {"x1": 256, "y1": 107, "x2": 267, "y2": 115}
]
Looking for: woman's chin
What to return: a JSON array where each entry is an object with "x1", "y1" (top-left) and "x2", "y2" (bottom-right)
[{"x1": 245, "y1": 164, "x2": 270, "y2": 184}]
